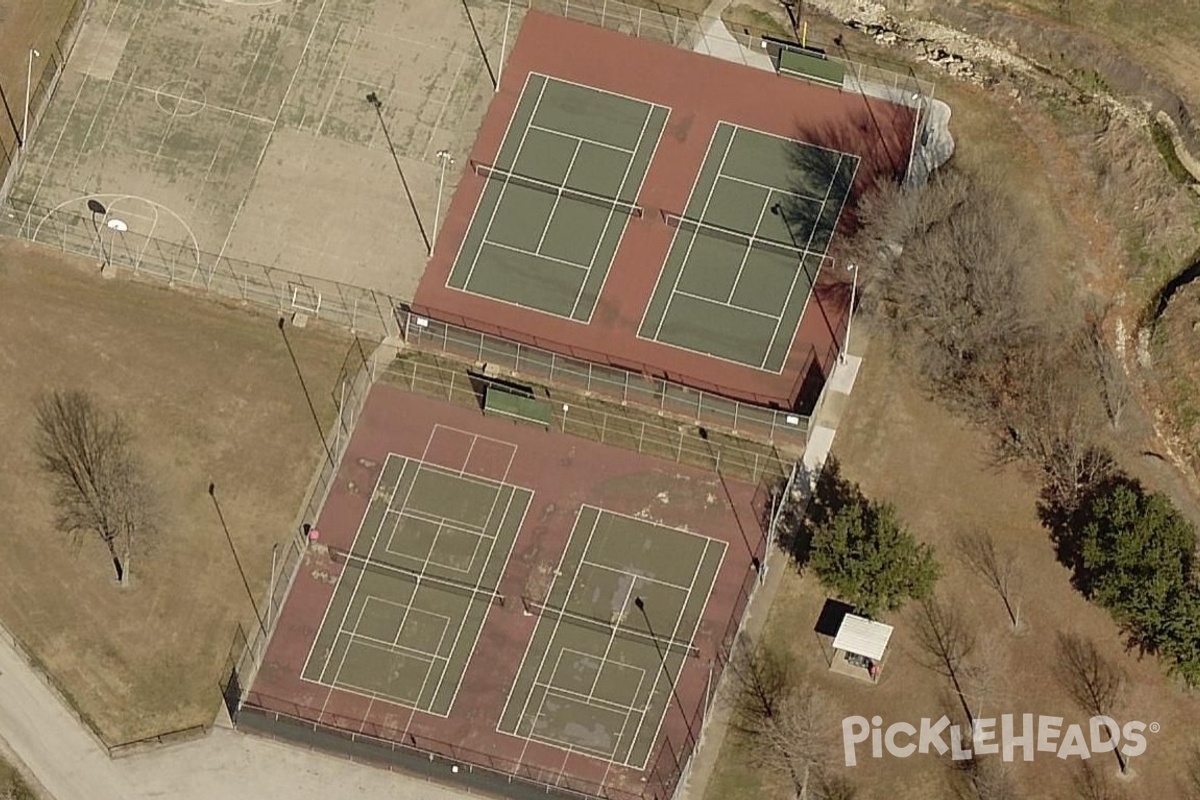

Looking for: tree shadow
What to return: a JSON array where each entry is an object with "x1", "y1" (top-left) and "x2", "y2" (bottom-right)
[
  {"x1": 777, "y1": 455, "x2": 864, "y2": 567},
  {"x1": 1036, "y1": 469, "x2": 1143, "y2": 594}
]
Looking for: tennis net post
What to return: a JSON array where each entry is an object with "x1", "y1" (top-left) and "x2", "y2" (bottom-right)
[
  {"x1": 327, "y1": 546, "x2": 506, "y2": 608},
  {"x1": 470, "y1": 160, "x2": 644, "y2": 219}
]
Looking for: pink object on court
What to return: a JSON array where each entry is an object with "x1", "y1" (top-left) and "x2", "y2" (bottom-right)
[{"x1": 309, "y1": 528, "x2": 320, "y2": 541}]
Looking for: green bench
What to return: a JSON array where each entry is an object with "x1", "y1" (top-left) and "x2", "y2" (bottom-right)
[
  {"x1": 483, "y1": 387, "x2": 553, "y2": 429},
  {"x1": 778, "y1": 48, "x2": 846, "y2": 89}
]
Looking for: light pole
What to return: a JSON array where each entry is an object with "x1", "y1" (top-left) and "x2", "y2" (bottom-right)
[
  {"x1": 634, "y1": 597, "x2": 697, "y2": 751},
  {"x1": 841, "y1": 262, "x2": 858, "y2": 365},
  {"x1": 432, "y1": 149, "x2": 454, "y2": 256},
  {"x1": 904, "y1": 92, "x2": 926, "y2": 185},
  {"x1": 21, "y1": 48, "x2": 39, "y2": 150}
]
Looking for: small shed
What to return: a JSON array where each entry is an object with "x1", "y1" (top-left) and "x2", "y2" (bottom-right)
[{"x1": 830, "y1": 614, "x2": 893, "y2": 684}]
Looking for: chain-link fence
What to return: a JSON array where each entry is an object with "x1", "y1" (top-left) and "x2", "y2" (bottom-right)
[
  {"x1": 515, "y1": 0, "x2": 935, "y2": 99},
  {"x1": 398, "y1": 305, "x2": 812, "y2": 451},
  {"x1": 0, "y1": 0, "x2": 91, "y2": 202},
  {"x1": 220, "y1": 338, "x2": 384, "y2": 718},
  {"x1": 1, "y1": 198, "x2": 403, "y2": 339},
  {"x1": 379, "y1": 349, "x2": 793, "y2": 485}
]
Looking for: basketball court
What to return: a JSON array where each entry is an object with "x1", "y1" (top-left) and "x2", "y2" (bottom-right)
[{"x1": 447, "y1": 72, "x2": 668, "y2": 322}]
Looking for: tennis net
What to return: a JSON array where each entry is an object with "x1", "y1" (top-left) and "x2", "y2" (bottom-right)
[
  {"x1": 522, "y1": 598, "x2": 700, "y2": 658},
  {"x1": 473, "y1": 161, "x2": 644, "y2": 219},
  {"x1": 327, "y1": 546, "x2": 505, "y2": 608},
  {"x1": 663, "y1": 211, "x2": 816, "y2": 263}
]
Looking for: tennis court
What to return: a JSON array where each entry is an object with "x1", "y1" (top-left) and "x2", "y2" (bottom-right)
[
  {"x1": 498, "y1": 505, "x2": 725, "y2": 769},
  {"x1": 446, "y1": 72, "x2": 669, "y2": 322},
  {"x1": 638, "y1": 122, "x2": 859, "y2": 372},
  {"x1": 302, "y1": 427, "x2": 532, "y2": 716}
]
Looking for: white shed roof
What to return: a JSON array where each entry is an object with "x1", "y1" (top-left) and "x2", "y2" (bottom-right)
[{"x1": 832, "y1": 614, "x2": 894, "y2": 661}]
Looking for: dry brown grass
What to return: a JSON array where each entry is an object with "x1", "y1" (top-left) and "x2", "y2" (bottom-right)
[
  {"x1": 705, "y1": 341, "x2": 1200, "y2": 800},
  {"x1": 0, "y1": 238, "x2": 350, "y2": 744}
]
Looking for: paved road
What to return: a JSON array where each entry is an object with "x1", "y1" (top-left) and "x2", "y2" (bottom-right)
[{"x1": 0, "y1": 633, "x2": 473, "y2": 800}]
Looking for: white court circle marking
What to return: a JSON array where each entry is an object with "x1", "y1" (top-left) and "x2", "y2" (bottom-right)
[
  {"x1": 154, "y1": 80, "x2": 207, "y2": 118},
  {"x1": 34, "y1": 194, "x2": 203, "y2": 274}
]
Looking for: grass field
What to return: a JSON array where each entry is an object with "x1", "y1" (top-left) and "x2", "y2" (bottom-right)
[
  {"x1": 0, "y1": 238, "x2": 349, "y2": 744},
  {"x1": 703, "y1": 342, "x2": 1200, "y2": 800}
]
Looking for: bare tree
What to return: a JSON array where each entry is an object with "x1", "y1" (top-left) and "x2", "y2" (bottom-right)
[
  {"x1": 1084, "y1": 309, "x2": 1131, "y2": 431},
  {"x1": 1055, "y1": 633, "x2": 1129, "y2": 774},
  {"x1": 955, "y1": 756, "x2": 1019, "y2": 800},
  {"x1": 914, "y1": 596, "x2": 978, "y2": 727},
  {"x1": 1072, "y1": 760, "x2": 1126, "y2": 800},
  {"x1": 955, "y1": 532, "x2": 1022, "y2": 630},
  {"x1": 34, "y1": 390, "x2": 155, "y2": 584},
  {"x1": 725, "y1": 633, "x2": 793, "y2": 735},
  {"x1": 985, "y1": 331, "x2": 1114, "y2": 510},
  {"x1": 752, "y1": 684, "x2": 836, "y2": 799},
  {"x1": 844, "y1": 167, "x2": 1036, "y2": 409}
]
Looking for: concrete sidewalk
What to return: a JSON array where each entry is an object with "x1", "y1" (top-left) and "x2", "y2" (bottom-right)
[{"x1": 0, "y1": 632, "x2": 471, "y2": 800}]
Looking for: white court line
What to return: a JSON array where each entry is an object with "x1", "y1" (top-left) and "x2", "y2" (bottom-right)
[
  {"x1": 430, "y1": 484, "x2": 526, "y2": 716},
  {"x1": 299, "y1": 18, "x2": 344, "y2": 132},
  {"x1": 581, "y1": 559, "x2": 692, "y2": 592},
  {"x1": 461, "y1": 75, "x2": 550, "y2": 291},
  {"x1": 720, "y1": 172, "x2": 824, "y2": 203},
  {"x1": 340, "y1": 458, "x2": 445, "y2": 725},
  {"x1": 633, "y1": 539, "x2": 710, "y2": 771},
  {"x1": 497, "y1": 506, "x2": 593, "y2": 732},
  {"x1": 648, "y1": 123, "x2": 736, "y2": 341},
  {"x1": 316, "y1": 451, "x2": 424, "y2": 715},
  {"x1": 726, "y1": 118, "x2": 864, "y2": 159},
  {"x1": 340, "y1": 629, "x2": 444, "y2": 664},
  {"x1": 192, "y1": 22, "x2": 274, "y2": 218},
  {"x1": 602, "y1": 668, "x2": 648, "y2": 774},
  {"x1": 587, "y1": 504, "x2": 726, "y2": 545},
  {"x1": 587, "y1": 575, "x2": 639, "y2": 702},
  {"x1": 768, "y1": 156, "x2": 861, "y2": 373},
  {"x1": 534, "y1": 139, "x2": 582, "y2": 254},
  {"x1": 21, "y1": 0, "x2": 131, "y2": 232},
  {"x1": 569, "y1": 102, "x2": 661, "y2": 321},
  {"x1": 759, "y1": 152, "x2": 843, "y2": 370},
  {"x1": 209, "y1": 0, "x2": 330, "y2": 280},
  {"x1": 527, "y1": 122, "x2": 636, "y2": 154},
  {"x1": 725, "y1": 191, "x2": 775, "y2": 304},
  {"x1": 531, "y1": 71, "x2": 673, "y2": 113},
  {"x1": 469, "y1": 237, "x2": 593, "y2": 272},
  {"x1": 151, "y1": 45, "x2": 204, "y2": 167},
  {"x1": 388, "y1": 506, "x2": 488, "y2": 537},
  {"x1": 423, "y1": 51, "x2": 469, "y2": 161},
  {"x1": 315, "y1": 23, "x2": 358, "y2": 136},
  {"x1": 429, "y1": 424, "x2": 520, "y2": 484}
]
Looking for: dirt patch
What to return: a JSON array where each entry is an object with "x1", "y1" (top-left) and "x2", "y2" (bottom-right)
[{"x1": 0, "y1": 237, "x2": 351, "y2": 744}]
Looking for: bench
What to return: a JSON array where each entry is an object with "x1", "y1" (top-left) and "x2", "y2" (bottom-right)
[{"x1": 483, "y1": 386, "x2": 553, "y2": 429}]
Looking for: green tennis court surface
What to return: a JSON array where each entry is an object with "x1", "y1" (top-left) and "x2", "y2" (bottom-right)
[
  {"x1": 638, "y1": 122, "x2": 859, "y2": 372},
  {"x1": 498, "y1": 506, "x2": 725, "y2": 768},
  {"x1": 303, "y1": 452, "x2": 532, "y2": 716},
  {"x1": 447, "y1": 72, "x2": 669, "y2": 322}
]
